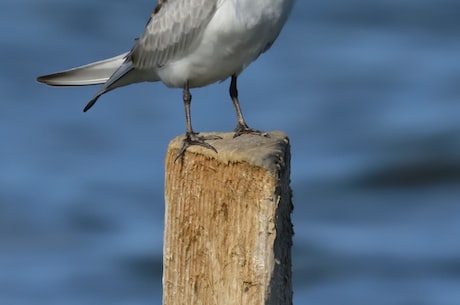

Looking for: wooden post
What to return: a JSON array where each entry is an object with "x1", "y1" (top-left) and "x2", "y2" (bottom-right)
[{"x1": 163, "y1": 131, "x2": 293, "y2": 305}]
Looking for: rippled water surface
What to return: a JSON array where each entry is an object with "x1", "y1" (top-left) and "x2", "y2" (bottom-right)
[{"x1": 1, "y1": 0, "x2": 460, "y2": 304}]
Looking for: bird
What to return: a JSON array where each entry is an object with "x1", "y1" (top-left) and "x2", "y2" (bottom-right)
[{"x1": 37, "y1": 0, "x2": 294, "y2": 157}]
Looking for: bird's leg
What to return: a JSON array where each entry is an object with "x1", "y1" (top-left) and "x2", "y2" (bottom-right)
[
  {"x1": 183, "y1": 82, "x2": 194, "y2": 136},
  {"x1": 175, "y1": 82, "x2": 221, "y2": 161},
  {"x1": 229, "y1": 75, "x2": 266, "y2": 137}
]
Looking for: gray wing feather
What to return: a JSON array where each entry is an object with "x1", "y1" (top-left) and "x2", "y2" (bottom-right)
[{"x1": 131, "y1": 0, "x2": 217, "y2": 69}]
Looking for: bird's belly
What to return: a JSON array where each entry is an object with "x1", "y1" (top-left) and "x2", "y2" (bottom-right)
[
  {"x1": 158, "y1": 47, "x2": 249, "y2": 88},
  {"x1": 157, "y1": 30, "x2": 256, "y2": 88},
  {"x1": 157, "y1": 0, "x2": 292, "y2": 88}
]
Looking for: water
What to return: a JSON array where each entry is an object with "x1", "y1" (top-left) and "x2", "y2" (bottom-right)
[{"x1": 1, "y1": 0, "x2": 460, "y2": 304}]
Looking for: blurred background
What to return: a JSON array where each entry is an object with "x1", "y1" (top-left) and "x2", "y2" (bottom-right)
[{"x1": 1, "y1": 0, "x2": 460, "y2": 304}]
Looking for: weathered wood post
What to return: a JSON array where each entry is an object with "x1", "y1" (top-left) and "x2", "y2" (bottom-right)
[{"x1": 163, "y1": 131, "x2": 293, "y2": 305}]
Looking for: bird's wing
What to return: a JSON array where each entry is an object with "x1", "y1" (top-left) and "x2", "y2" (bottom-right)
[{"x1": 130, "y1": 0, "x2": 218, "y2": 69}]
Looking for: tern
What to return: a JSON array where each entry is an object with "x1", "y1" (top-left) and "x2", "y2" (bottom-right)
[{"x1": 37, "y1": 0, "x2": 293, "y2": 157}]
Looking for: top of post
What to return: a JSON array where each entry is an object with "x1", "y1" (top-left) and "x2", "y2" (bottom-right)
[{"x1": 168, "y1": 131, "x2": 290, "y2": 173}]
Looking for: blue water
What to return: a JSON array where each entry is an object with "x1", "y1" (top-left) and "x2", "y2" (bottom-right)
[{"x1": 1, "y1": 0, "x2": 460, "y2": 304}]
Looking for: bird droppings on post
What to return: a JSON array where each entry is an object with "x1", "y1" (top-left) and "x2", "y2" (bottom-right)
[
  {"x1": 170, "y1": 131, "x2": 290, "y2": 174},
  {"x1": 164, "y1": 130, "x2": 293, "y2": 305}
]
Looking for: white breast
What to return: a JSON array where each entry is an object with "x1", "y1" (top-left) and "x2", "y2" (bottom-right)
[{"x1": 156, "y1": 0, "x2": 293, "y2": 88}]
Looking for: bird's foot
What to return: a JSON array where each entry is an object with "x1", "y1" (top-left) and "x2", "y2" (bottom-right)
[
  {"x1": 175, "y1": 132, "x2": 222, "y2": 161},
  {"x1": 233, "y1": 123, "x2": 269, "y2": 138}
]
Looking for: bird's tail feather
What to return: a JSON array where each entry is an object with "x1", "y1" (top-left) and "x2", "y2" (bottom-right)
[
  {"x1": 83, "y1": 60, "x2": 135, "y2": 112},
  {"x1": 36, "y1": 52, "x2": 129, "y2": 86},
  {"x1": 37, "y1": 51, "x2": 160, "y2": 112}
]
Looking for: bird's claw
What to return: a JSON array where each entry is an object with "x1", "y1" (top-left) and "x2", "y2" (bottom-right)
[
  {"x1": 175, "y1": 132, "x2": 222, "y2": 161},
  {"x1": 233, "y1": 123, "x2": 269, "y2": 138}
]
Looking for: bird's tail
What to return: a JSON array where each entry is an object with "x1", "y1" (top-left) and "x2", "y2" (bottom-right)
[{"x1": 36, "y1": 52, "x2": 129, "y2": 86}]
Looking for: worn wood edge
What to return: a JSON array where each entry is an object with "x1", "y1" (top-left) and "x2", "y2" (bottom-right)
[
  {"x1": 168, "y1": 130, "x2": 289, "y2": 173},
  {"x1": 164, "y1": 130, "x2": 293, "y2": 304}
]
